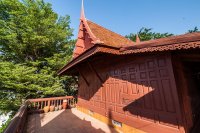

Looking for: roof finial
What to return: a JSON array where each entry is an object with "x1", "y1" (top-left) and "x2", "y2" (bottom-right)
[
  {"x1": 136, "y1": 34, "x2": 141, "y2": 43},
  {"x1": 80, "y1": 0, "x2": 85, "y2": 20}
]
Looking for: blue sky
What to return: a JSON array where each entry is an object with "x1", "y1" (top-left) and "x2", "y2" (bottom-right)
[{"x1": 44, "y1": 0, "x2": 200, "y2": 38}]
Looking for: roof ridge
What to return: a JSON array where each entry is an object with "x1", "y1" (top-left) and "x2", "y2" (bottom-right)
[
  {"x1": 141, "y1": 32, "x2": 200, "y2": 44},
  {"x1": 121, "y1": 32, "x2": 200, "y2": 50}
]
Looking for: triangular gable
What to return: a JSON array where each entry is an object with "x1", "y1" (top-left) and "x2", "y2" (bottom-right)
[
  {"x1": 73, "y1": 1, "x2": 134, "y2": 58},
  {"x1": 73, "y1": 1, "x2": 102, "y2": 58}
]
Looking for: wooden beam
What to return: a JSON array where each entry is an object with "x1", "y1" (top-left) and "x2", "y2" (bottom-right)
[
  {"x1": 180, "y1": 54, "x2": 200, "y2": 62},
  {"x1": 76, "y1": 67, "x2": 89, "y2": 86},
  {"x1": 87, "y1": 61, "x2": 103, "y2": 84}
]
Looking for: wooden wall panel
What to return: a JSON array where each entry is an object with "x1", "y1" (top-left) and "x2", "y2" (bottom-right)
[{"x1": 77, "y1": 54, "x2": 184, "y2": 133}]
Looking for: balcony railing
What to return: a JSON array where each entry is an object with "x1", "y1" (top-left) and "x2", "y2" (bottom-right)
[
  {"x1": 4, "y1": 96, "x2": 77, "y2": 133},
  {"x1": 28, "y1": 96, "x2": 77, "y2": 113}
]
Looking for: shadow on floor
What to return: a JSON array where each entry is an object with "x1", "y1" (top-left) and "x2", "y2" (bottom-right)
[{"x1": 25, "y1": 108, "x2": 118, "y2": 133}]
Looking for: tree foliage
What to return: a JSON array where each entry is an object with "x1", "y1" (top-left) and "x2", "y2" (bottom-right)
[
  {"x1": 126, "y1": 28, "x2": 173, "y2": 42},
  {"x1": 0, "y1": 113, "x2": 14, "y2": 133},
  {"x1": 188, "y1": 26, "x2": 200, "y2": 33},
  {"x1": 0, "y1": 0, "x2": 73, "y2": 62},
  {"x1": 0, "y1": 0, "x2": 76, "y2": 114}
]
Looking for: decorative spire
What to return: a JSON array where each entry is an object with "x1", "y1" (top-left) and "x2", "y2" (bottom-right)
[
  {"x1": 136, "y1": 34, "x2": 141, "y2": 43},
  {"x1": 80, "y1": 0, "x2": 86, "y2": 20}
]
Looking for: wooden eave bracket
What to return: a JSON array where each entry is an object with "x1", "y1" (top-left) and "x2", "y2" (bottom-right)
[
  {"x1": 87, "y1": 61, "x2": 104, "y2": 84},
  {"x1": 76, "y1": 67, "x2": 89, "y2": 86}
]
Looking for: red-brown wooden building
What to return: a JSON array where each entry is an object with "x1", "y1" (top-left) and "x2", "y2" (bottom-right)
[{"x1": 58, "y1": 3, "x2": 200, "y2": 133}]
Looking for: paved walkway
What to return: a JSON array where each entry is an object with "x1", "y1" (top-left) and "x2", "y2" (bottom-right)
[{"x1": 25, "y1": 108, "x2": 118, "y2": 133}]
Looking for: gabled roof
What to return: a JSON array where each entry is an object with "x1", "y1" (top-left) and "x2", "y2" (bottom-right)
[
  {"x1": 72, "y1": 1, "x2": 134, "y2": 58},
  {"x1": 58, "y1": 1, "x2": 200, "y2": 76}
]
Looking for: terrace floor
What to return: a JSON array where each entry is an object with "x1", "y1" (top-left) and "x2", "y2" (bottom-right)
[{"x1": 25, "y1": 108, "x2": 118, "y2": 133}]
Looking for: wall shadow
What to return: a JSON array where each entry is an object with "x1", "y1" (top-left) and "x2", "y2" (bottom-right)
[
  {"x1": 122, "y1": 91, "x2": 178, "y2": 126},
  {"x1": 77, "y1": 54, "x2": 184, "y2": 132}
]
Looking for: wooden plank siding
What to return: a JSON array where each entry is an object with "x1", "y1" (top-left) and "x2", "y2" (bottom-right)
[{"x1": 77, "y1": 53, "x2": 185, "y2": 133}]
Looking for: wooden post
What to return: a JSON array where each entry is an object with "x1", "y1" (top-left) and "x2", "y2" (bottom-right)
[
  {"x1": 172, "y1": 55, "x2": 193, "y2": 132},
  {"x1": 41, "y1": 101, "x2": 43, "y2": 109},
  {"x1": 48, "y1": 100, "x2": 50, "y2": 106}
]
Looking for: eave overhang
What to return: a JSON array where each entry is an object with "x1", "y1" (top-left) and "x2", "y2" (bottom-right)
[
  {"x1": 58, "y1": 44, "x2": 120, "y2": 76},
  {"x1": 121, "y1": 32, "x2": 200, "y2": 53},
  {"x1": 58, "y1": 33, "x2": 200, "y2": 76}
]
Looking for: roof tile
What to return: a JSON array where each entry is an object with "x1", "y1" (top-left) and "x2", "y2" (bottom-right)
[{"x1": 87, "y1": 20, "x2": 134, "y2": 48}]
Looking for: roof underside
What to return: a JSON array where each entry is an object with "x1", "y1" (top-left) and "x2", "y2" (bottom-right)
[{"x1": 58, "y1": 44, "x2": 120, "y2": 75}]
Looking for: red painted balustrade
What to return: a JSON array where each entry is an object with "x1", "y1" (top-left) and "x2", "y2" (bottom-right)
[
  {"x1": 4, "y1": 96, "x2": 77, "y2": 133},
  {"x1": 28, "y1": 96, "x2": 77, "y2": 113}
]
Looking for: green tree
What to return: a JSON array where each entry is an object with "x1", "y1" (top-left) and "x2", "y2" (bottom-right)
[
  {"x1": 0, "y1": 0, "x2": 73, "y2": 62},
  {"x1": 188, "y1": 26, "x2": 199, "y2": 33},
  {"x1": 126, "y1": 28, "x2": 173, "y2": 42},
  {"x1": 0, "y1": 0, "x2": 76, "y2": 114}
]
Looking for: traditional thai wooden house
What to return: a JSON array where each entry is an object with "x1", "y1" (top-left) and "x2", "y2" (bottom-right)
[{"x1": 58, "y1": 3, "x2": 200, "y2": 133}]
